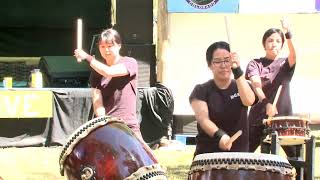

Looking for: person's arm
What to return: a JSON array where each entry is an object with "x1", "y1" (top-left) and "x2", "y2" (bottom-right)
[
  {"x1": 250, "y1": 75, "x2": 266, "y2": 102},
  {"x1": 89, "y1": 57, "x2": 129, "y2": 78},
  {"x1": 190, "y1": 99, "x2": 231, "y2": 150},
  {"x1": 235, "y1": 76, "x2": 255, "y2": 106},
  {"x1": 230, "y1": 52, "x2": 255, "y2": 106},
  {"x1": 92, "y1": 88, "x2": 106, "y2": 117},
  {"x1": 281, "y1": 18, "x2": 296, "y2": 67},
  {"x1": 74, "y1": 49, "x2": 129, "y2": 78},
  {"x1": 250, "y1": 75, "x2": 277, "y2": 116}
]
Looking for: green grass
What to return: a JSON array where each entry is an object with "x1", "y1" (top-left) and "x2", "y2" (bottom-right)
[{"x1": 0, "y1": 145, "x2": 319, "y2": 180}]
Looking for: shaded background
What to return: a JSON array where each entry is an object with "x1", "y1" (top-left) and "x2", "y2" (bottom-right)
[{"x1": 0, "y1": 0, "x2": 111, "y2": 56}]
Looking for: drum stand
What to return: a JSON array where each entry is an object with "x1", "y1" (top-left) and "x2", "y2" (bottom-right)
[{"x1": 261, "y1": 132, "x2": 316, "y2": 180}]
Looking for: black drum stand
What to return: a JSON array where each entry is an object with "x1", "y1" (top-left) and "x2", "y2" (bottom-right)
[{"x1": 261, "y1": 132, "x2": 316, "y2": 180}]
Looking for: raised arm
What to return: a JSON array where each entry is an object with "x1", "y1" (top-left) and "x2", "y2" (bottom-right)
[
  {"x1": 230, "y1": 52, "x2": 255, "y2": 106},
  {"x1": 74, "y1": 49, "x2": 129, "y2": 78},
  {"x1": 281, "y1": 17, "x2": 296, "y2": 67}
]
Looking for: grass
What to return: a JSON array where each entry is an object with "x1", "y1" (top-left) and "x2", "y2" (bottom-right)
[{"x1": 0, "y1": 145, "x2": 319, "y2": 180}]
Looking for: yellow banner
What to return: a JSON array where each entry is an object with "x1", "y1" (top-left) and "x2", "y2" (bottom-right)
[{"x1": 0, "y1": 90, "x2": 53, "y2": 118}]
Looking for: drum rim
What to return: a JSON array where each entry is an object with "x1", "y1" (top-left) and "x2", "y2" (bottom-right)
[
  {"x1": 264, "y1": 135, "x2": 310, "y2": 145},
  {"x1": 265, "y1": 116, "x2": 310, "y2": 122},
  {"x1": 58, "y1": 115, "x2": 124, "y2": 175},
  {"x1": 124, "y1": 164, "x2": 167, "y2": 180},
  {"x1": 189, "y1": 152, "x2": 294, "y2": 177}
]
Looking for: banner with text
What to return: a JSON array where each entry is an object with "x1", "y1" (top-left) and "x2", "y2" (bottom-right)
[{"x1": 0, "y1": 90, "x2": 53, "y2": 118}]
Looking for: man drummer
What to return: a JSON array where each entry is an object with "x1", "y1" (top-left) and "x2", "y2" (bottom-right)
[{"x1": 189, "y1": 41, "x2": 255, "y2": 156}]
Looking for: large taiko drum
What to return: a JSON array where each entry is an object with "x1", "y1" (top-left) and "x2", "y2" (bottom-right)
[
  {"x1": 188, "y1": 152, "x2": 295, "y2": 180},
  {"x1": 264, "y1": 116, "x2": 310, "y2": 145},
  {"x1": 59, "y1": 116, "x2": 167, "y2": 180}
]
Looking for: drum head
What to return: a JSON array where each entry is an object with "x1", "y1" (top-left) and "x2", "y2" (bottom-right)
[
  {"x1": 265, "y1": 116, "x2": 310, "y2": 122},
  {"x1": 189, "y1": 152, "x2": 295, "y2": 179},
  {"x1": 264, "y1": 135, "x2": 310, "y2": 145}
]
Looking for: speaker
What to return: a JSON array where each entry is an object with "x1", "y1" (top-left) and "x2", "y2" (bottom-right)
[
  {"x1": 39, "y1": 56, "x2": 90, "y2": 87},
  {"x1": 120, "y1": 44, "x2": 156, "y2": 87},
  {"x1": 114, "y1": 0, "x2": 153, "y2": 44}
]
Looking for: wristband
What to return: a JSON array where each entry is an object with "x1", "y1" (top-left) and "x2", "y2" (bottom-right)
[
  {"x1": 212, "y1": 129, "x2": 226, "y2": 142},
  {"x1": 86, "y1": 55, "x2": 94, "y2": 64},
  {"x1": 285, "y1": 32, "x2": 292, "y2": 39},
  {"x1": 231, "y1": 66, "x2": 243, "y2": 80}
]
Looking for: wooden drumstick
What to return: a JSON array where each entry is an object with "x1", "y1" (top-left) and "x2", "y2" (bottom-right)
[
  {"x1": 77, "y1": 18, "x2": 83, "y2": 62},
  {"x1": 263, "y1": 85, "x2": 283, "y2": 125},
  {"x1": 226, "y1": 130, "x2": 242, "y2": 148},
  {"x1": 224, "y1": 16, "x2": 237, "y2": 69},
  {"x1": 272, "y1": 85, "x2": 282, "y2": 110}
]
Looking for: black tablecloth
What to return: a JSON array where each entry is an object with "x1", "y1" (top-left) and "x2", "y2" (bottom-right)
[
  {"x1": 0, "y1": 88, "x2": 93, "y2": 147},
  {"x1": 0, "y1": 84, "x2": 174, "y2": 147}
]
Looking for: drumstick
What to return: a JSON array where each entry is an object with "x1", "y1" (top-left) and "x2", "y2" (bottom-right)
[
  {"x1": 272, "y1": 85, "x2": 282, "y2": 110},
  {"x1": 77, "y1": 18, "x2": 83, "y2": 62},
  {"x1": 224, "y1": 16, "x2": 237, "y2": 69},
  {"x1": 226, "y1": 130, "x2": 242, "y2": 148},
  {"x1": 263, "y1": 85, "x2": 283, "y2": 124}
]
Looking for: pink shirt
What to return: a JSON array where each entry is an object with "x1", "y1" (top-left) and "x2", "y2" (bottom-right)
[{"x1": 90, "y1": 56, "x2": 139, "y2": 130}]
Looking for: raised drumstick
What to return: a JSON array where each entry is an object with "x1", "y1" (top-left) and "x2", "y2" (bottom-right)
[
  {"x1": 77, "y1": 18, "x2": 83, "y2": 62},
  {"x1": 224, "y1": 16, "x2": 237, "y2": 69},
  {"x1": 226, "y1": 130, "x2": 242, "y2": 148}
]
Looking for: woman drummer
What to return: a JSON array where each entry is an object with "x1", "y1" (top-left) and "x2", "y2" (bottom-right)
[
  {"x1": 74, "y1": 29, "x2": 142, "y2": 139},
  {"x1": 189, "y1": 41, "x2": 255, "y2": 156},
  {"x1": 245, "y1": 18, "x2": 298, "y2": 158}
]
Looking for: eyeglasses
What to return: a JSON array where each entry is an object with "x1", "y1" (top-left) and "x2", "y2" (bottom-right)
[{"x1": 211, "y1": 57, "x2": 231, "y2": 67}]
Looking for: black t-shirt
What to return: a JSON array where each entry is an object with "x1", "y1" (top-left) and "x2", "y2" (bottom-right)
[
  {"x1": 245, "y1": 57, "x2": 295, "y2": 125},
  {"x1": 189, "y1": 79, "x2": 249, "y2": 155}
]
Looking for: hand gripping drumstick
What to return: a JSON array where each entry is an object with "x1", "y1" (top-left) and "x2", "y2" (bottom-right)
[
  {"x1": 263, "y1": 85, "x2": 283, "y2": 125},
  {"x1": 226, "y1": 130, "x2": 242, "y2": 148},
  {"x1": 77, "y1": 18, "x2": 83, "y2": 62}
]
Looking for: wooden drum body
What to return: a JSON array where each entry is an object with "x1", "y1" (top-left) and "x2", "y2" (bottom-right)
[
  {"x1": 188, "y1": 152, "x2": 295, "y2": 180},
  {"x1": 264, "y1": 116, "x2": 310, "y2": 145},
  {"x1": 59, "y1": 116, "x2": 167, "y2": 180}
]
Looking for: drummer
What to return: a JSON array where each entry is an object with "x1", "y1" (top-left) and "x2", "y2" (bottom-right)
[
  {"x1": 74, "y1": 29, "x2": 143, "y2": 139},
  {"x1": 189, "y1": 41, "x2": 255, "y2": 156},
  {"x1": 245, "y1": 18, "x2": 299, "y2": 158}
]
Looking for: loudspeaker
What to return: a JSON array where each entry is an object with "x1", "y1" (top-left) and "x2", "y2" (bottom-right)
[
  {"x1": 39, "y1": 56, "x2": 90, "y2": 87},
  {"x1": 120, "y1": 44, "x2": 156, "y2": 87},
  {"x1": 114, "y1": 0, "x2": 153, "y2": 44}
]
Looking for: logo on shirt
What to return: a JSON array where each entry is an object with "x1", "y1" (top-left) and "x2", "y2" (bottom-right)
[
  {"x1": 186, "y1": 0, "x2": 220, "y2": 9},
  {"x1": 230, "y1": 92, "x2": 240, "y2": 100}
]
